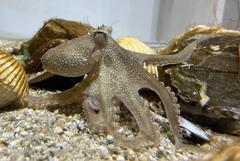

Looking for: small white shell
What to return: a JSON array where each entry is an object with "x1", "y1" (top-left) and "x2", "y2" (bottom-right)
[
  {"x1": 0, "y1": 49, "x2": 28, "y2": 107},
  {"x1": 116, "y1": 36, "x2": 159, "y2": 78}
]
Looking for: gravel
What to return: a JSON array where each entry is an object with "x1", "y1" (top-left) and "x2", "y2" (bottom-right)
[
  {"x1": 0, "y1": 39, "x2": 23, "y2": 53},
  {"x1": 0, "y1": 105, "x2": 239, "y2": 161}
]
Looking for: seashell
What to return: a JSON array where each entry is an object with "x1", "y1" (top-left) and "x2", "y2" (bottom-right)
[
  {"x1": 116, "y1": 36, "x2": 159, "y2": 78},
  {"x1": 0, "y1": 49, "x2": 28, "y2": 108}
]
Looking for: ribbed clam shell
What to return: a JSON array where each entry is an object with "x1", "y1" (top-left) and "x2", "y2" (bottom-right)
[
  {"x1": 0, "y1": 49, "x2": 28, "y2": 107},
  {"x1": 116, "y1": 37, "x2": 159, "y2": 78}
]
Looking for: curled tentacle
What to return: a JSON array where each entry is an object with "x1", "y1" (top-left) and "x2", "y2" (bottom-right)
[
  {"x1": 108, "y1": 92, "x2": 160, "y2": 148},
  {"x1": 136, "y1": 74, "x2": 183, "y2": 146},
  {"x1": 150, "y1": 84, "x2": 182, "y2": 146}
]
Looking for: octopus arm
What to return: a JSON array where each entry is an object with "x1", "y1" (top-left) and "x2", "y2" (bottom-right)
[
  {"x1": 146, "y1": 80, "x2": 183, "y2": 146},
  {"x1": 109, "y1": 91, "x2": 160, "y2": 148},
  {"x1": 132, "y1": 39, "x2": 199, "y2": 66},
  {"x1": 28, "y1": 71, "x2": 54, "y2": 84},
  {"x1": 24, "y1": 84, "x2": 84, "y2": 108}
]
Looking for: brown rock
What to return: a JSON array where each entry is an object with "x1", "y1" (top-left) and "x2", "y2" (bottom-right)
[{"x1": 165, "y1": 36, "x2": 240, "y2": 135}]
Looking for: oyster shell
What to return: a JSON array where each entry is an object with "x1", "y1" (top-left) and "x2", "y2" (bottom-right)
[{"x1": 0, "y1": 49, "x2": 28, "y2": 107}]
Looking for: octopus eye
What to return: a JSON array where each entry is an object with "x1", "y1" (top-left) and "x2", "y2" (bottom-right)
[{"x1": 93, "y1": 31, "x2": 108, "y2": 49}]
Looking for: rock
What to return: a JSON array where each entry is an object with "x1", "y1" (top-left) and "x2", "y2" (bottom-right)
[
  {"x1": 156, "y1": 149, "x2": 164, "y2": 158},
  {"x1": 148, "y1": 156, "x2": 157, "y2": 161},
  {"x1": 76, "y1": 121, "x2": 86, "y2": 132},
  {"x1": 33, "y1": 146, "x2": 43, "y2": 152},
  {"x1": 117, "y1": 155, "x2": 125, "y2": 161},
  {"x1": 2, "y1": 132, "x2": 14, "y2": 139},
  {"x1": 9, "y1": 139, "x2": 22, "y2": 147},
  {"x1": 98, "y1": 146, "x2": 109, "y2": 156},
  {"x1": 165, "y1": 35, "x2": 240, "y2": 135},
  {"x1": 56, "y1": 143, "x2": 66, "y2": 149},
  {"x1": 53, "y1": 127, "x2": 63, "y2": 134},
  {"x1": 20, "y1": 131, "x2": 28, "y2": 136},
  {"x1": 106, "y1": 135, "x2": 114, "y2": 144}
]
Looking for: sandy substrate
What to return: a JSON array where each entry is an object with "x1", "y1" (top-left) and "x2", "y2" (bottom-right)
[{"x1": 0, "y1": 104, "x2": 239, "y2": 161}]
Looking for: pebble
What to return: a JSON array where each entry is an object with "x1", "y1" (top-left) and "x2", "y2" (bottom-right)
[
  {"x1": 98, "y1": 146, "x2": 109, "y2": 156},
  {"x1": 49, "y1": 156, "x2": 60, "y2": 161},
  {"x1": 2, "y1": 132, "x2": 14, "y2": 139},
  {"x1": 148, "y1": 156, "x2": 157, "y2": 161},
  {"x1": 106, "y1": 135, "x2": 113, "y2": 144},
  {"x1": 20, "y1": 131, "x2": 28, "y2": 136},
  {"x1": 56, "y1": 143, "x2": 66, "y2": 149},
  {"x1": 117, "y1": 155, "x2": 125, "y2": 161},
  {"x1": 9, "y1": 139, "x2": 21, "y2": 147},
  {"x1": 77, "y1": 121, "x2": 86, "y2": 132},
  {"x1": 156, "y1": 149, "x2": 164, "y2": 158},
  {"x1": 53, "y1": 127, "x2": 63, "y2": 134},
  {"x1": 14, "y1": 127, "x2": 23, "y2": 133},
  {"x1": 64, "y1": 131, "x2": 75, "y2": 137},
  {"x1": 33, "y1": 146, "x2": 43, "y2": 152}
]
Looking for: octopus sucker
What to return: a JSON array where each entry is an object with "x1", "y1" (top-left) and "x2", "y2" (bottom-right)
[
  {"x1": 112, "y1": 93, "x2": 159, "y2": 145},
  {"x1": 144, "y1": 79, "x2": 182, "y2": 145},
  {"x1": 109, "y1": 96, "x2": 158, "y2": 148}
]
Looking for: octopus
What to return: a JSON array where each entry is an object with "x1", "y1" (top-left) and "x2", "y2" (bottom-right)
[{"x1": 25, "y1": 30, "x2": 200, "y2": 148}]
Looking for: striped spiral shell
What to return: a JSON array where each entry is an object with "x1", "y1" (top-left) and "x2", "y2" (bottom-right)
[
  {"x1": 116, "y1": 36, "x2": 159, "y2": 78},
  {"x1": 0, "y1": 49, "x2": 28, "y2": 108}
]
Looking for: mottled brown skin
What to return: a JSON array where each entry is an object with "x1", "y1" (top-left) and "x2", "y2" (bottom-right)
[{"x1": 25, "y1": 30, "x2": 199, "y2": 148}]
